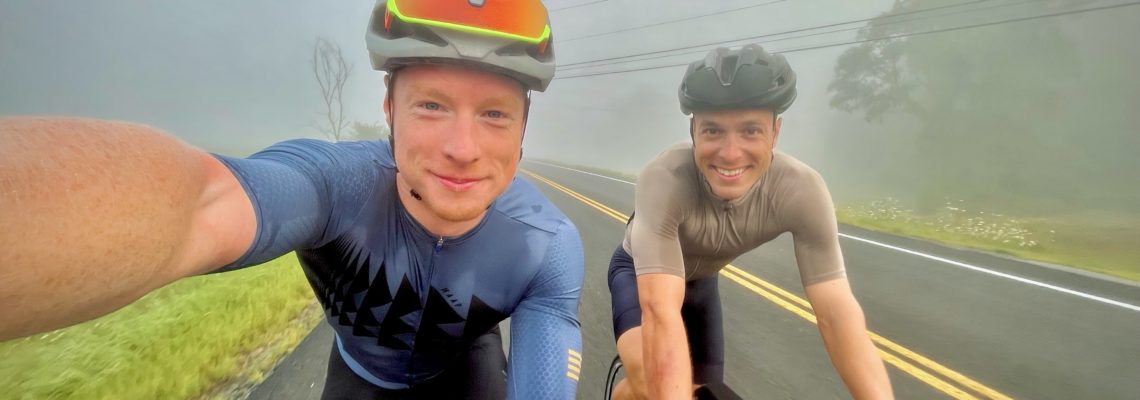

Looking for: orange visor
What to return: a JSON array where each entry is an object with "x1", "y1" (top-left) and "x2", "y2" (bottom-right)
[{"x1": 387, "y1": 0, "x2": 551, "y2": 44}]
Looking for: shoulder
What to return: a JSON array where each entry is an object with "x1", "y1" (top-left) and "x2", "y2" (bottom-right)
[
  {"x1": 767, "y1": 151, "x2": 828, "y2": 194},
  {"x1": 640, "y1": 142, "x2": 698, "y2": 184},
  {"x1": 492, "y1": 177, "x2": 584, "y2": 288},
  {"x1": 766, "y1": 152, "x2": 834, "y2": 228},
  {"x1": 251, "y1": 138, "x2": 394, "y2": 167},
  {"x1": 637, "y1": 142, "x2": 700, "y2": 215},
  {"x1": 493, "y1": 176, "x2": 577, "y2": 236}
]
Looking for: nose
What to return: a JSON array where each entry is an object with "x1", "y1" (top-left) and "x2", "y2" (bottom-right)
[
  {"x1": 442, "y1": 115, "x2": 480, "y2": 164},
  {"x1": 717, "y1": 133, "x2": 744, "y2": 164}
]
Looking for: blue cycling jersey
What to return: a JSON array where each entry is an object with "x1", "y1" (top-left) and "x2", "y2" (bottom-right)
[{"x1": 213, "y1": 139, "x2": 583, "y2": 399}]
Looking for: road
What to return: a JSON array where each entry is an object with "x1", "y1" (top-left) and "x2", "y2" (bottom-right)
[{"x1": 249, "y1": 160, "x2": 1140, "y2": 399}]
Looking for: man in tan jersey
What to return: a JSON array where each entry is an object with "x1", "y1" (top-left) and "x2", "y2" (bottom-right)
[{"x1": 608, "y1": 44, "x2": 894, "y2": 400}]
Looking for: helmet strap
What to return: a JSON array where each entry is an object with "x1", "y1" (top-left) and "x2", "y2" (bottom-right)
[
  {"x1": 386, "y1": 70, "x2": 424, "y2": 202},
  {"x1": 520, "y1": 93, "x2": 531, "y2": 162}
]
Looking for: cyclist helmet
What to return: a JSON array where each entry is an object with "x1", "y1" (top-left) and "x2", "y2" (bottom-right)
[
  {"x1": 678, "y1": 44, "x2": 797, "y2": 115},
  {"x1": 366, "y1": 0, "x2": 556, "y2": 91}
]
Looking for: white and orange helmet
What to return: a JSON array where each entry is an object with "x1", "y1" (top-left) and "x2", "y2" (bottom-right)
[{"x1": 366, "y1": 0, "x2": 556, "y2": 92}]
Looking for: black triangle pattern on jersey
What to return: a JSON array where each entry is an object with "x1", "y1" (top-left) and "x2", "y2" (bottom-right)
[
  {"x1": 297, "y1": 238, "x2": 364, "y2": 317},
  {"x1": 361, "y1": 260, "x2": 393, "y2": 306},
  {"x1": 423, "y1": 287, "x2": 465, "y2": 325},
  {"x1": 322, "y1": 240, "x2": 359, "y2": 317},
  {"x1": 337, "y1": 256, "x2": 369, "y2": 316},
  {"x1": 462, "y1": 295, "x2": 509, "y2": 341},
  {"x1": 351, "y1": 261, "x2": 390, "y2": 338},
  {"x1": 412, "y1": 288, "x2": 468, "y2": 351},
  {"x1": 374, "y1": 276, "x2": 421, "y2": 349},
  {"x1": 334, "y1": 248, "x2": 370, "y2": 326}
]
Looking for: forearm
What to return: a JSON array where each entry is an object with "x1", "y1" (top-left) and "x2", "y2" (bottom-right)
[
  {"x1": 642, "y1": 306, "x2": 692, "y2": 400},
  {"x1": 817, "y1": 306, "x2": 893, "y2": 399},
  {"x1": 0, "y1": 117, "x2": 216, "y2": 340}
]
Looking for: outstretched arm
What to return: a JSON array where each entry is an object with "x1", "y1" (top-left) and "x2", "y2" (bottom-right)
[
  {"x1": 638, "y1": 273, "x2": 690, "y2": 400},
  {"x1": 507, "y1": 221, "x2": 584, "y2": 400},
  {"x1": 787, "y1": 168, "x2": 892, "y2": 399},
  {"x1": 0, "y1": 117, "x2": 255, "y2": 340},
  {"x1": 0, "y1": 118, "x2": 377, "y2": 341},
  {"x1": 806, "y1": 279, "x2": 893, "y2": 399}
]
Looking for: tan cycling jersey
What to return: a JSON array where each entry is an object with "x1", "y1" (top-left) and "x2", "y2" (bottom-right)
[{"x1": 623, "y1": 142, "x2": 846, "y2": 287}]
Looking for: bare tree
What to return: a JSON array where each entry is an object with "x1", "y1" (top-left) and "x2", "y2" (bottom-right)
[{"x1": 312, "y1": 36, "x2": 353, "y2": 141}]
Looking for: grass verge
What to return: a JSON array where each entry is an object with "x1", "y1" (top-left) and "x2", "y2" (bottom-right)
[
  {"x1": 836, "y1": 199, "x2": 1140, "y2": 282},
  {"x1": 0, "y1": 254, "x2": 321, "y2": 400}
]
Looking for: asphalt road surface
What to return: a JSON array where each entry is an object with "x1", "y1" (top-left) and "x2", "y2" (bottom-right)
[{"x1": 249, "y1": 160, "x2": 1140, "y2": 400}]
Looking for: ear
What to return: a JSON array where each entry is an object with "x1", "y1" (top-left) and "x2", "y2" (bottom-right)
[
  {"x1": 772, "y1": 115, "x2": 783, "y2": 146},
  {"x1": 383, "y1": 74, "x2": 393, "y2": 128}
]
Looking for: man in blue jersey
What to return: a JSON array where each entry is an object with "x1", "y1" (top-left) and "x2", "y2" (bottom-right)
[{"x1": 0, "y1": 1, "x2": 583, "y2": 398}]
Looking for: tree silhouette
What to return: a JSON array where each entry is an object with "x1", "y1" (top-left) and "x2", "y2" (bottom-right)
[
  {"x1": 826, "y1": 0, "x2": 1085, "y2": 211},
  {"x1": 312, "y1": 36, "x2": 353, "y2": 142}
]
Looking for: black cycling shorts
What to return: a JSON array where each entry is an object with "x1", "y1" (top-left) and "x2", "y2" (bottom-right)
[
  {"x1": 321, "y1": 326, "x2": 507, "y2": 400},
  {"x1": 607, "y1": 245, "x2": 725, "y2": 384}
]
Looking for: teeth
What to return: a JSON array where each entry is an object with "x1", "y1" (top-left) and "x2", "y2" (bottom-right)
[{"x1": 715, "y1": 167, "x2": 745, "y2": 177}]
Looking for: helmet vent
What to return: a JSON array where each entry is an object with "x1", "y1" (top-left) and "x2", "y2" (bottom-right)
[{"x1": 719, "y1": 55, "x2": 738, "y2": 85}]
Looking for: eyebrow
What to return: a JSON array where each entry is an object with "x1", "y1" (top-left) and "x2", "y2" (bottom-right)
[
  {"x1": 739, "y1": 121, "x2": 769, "y2": 130},
  {"x1": 406, "y1": 85, "x2": 455, "y2": 104},
  {"x1": 405, "y1": 85, "x2": 523, "y2": 112}
]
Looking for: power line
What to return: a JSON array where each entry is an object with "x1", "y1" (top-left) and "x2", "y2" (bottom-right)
[
  {"x1": 551, "y1": 0, "x2": 607, "y2": 12},
  {"x1": 561, "y1": 0, "x2": 791, "y2": 43},
  {"x1": 556, "y1": 0, "x2": 997, "y2": 69},
  {"x1": 554, "y1": 0, "x2": 1140, "y2": 80},
  {"x1": 557, "y1": 0, "x2": 1038, "y2": 73}
]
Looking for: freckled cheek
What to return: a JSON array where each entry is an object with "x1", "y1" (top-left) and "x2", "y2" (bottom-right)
[{"x1": 400, "y1": 122, "x2": 450, "y2": 155}]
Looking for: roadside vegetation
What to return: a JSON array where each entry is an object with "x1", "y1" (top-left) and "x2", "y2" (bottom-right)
[
  {"x1": 835, "y1": 198, "x2": 1140, "y2": 282},
  {"x1": 0, "y1": 255, "x2": 321, "y2": 400}
]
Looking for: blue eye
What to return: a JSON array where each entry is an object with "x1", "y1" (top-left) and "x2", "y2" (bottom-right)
[
  {"x1": 487, "y1": 110, "x2": 504, "y2": 119},
  {"x1": 422, "y1": 102, "x2": 440, "y2": 111}
]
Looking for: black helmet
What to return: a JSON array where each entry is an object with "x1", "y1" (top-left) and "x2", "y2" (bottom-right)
[{"x1": 678, "y1": 44, "x2": 797, "y2": 115}]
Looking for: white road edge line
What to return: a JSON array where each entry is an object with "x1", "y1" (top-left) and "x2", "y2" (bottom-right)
[
  {"x1": 839, "y1": 233, "x2": 1140, "y2": 312},
  {"x1": 526, "y1": 159, "x2": 1140, "y2": 313}
]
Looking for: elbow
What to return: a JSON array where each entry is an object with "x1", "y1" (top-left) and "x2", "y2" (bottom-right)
[
  {"x1": 816, "y1": 301, "x2": 867, "y2": 336},
  {"x1": 640, "y1": 298, "x2": 681, "y2": 323}
]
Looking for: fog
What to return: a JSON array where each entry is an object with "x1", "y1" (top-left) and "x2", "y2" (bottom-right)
[
  {"x1": 527, "y1": 0, "x2": 1140, "y2": 217},
  {"x1": 0, "y1": 0, "x2": 385, "y2": 154},
  {"x1": 3, "y1": 0, "x2": 1138, "y2": 216}
]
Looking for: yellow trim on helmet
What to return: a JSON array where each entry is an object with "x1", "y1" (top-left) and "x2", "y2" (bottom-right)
[{"x1": 388, "y1": 0, "x2": 551, "y2": 44}]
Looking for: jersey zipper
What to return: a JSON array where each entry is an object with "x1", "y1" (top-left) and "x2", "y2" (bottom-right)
[{"x1": 408, "y1": 235, "x2": 444, "y2": 385}]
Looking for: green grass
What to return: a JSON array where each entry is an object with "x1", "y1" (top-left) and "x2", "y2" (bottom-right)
[
  {"x1": 837, "y1": 199, "x2": 1140, "y2": 282},
  {"x1": 0, "y1": 254, "x2": 321, "y2": 400}
]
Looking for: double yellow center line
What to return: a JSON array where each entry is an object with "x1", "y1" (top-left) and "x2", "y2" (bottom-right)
[{"x1": 522, "y1": 169, "x2": 1013, "y2": 400}]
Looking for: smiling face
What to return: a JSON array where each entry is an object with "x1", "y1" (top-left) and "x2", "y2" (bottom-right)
[
  {"x1": 385, "y1": 63, "x2": 527, "y2": 234},
  {"x1": 691, "y1": 108, "x2": 782, "y2": 202}
]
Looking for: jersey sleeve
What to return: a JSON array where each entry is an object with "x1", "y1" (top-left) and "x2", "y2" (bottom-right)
[
  {"x1": 628, "y1": 158, "x2": 691, "y2": 277},
  {"x1": 506, "y1": 220, "x2": 585, "y2": 400},
  {"x1": 210, "y1": 139, "x2": 383, "y2": 272},
  {"x1": 783, "y1": 168, "x2": 848, "y2": 287}
]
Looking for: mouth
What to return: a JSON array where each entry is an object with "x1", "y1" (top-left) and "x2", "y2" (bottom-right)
[
  {"x1": 712, "y1": 166, "x2": 748, "y2": 179},
  {"x1": 434, "y1": 173, "x2": 482, "y2": 192}
]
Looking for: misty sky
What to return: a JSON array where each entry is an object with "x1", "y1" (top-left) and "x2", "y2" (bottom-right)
[
  {"x1": 3, "y1": 0, "x2": 1138, "y2": 212},
  {"x1": 1, "y1": 0, "x2": 892, "y2": 153}
]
